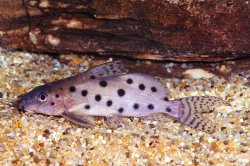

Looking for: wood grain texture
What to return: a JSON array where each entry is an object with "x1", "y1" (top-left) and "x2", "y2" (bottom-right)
[{"x1": 0, "y1": 0, "x2": 249, "y2": 61}]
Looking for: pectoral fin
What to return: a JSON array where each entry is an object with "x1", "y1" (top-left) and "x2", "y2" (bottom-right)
[{"x1": 62, "y1": 111, "x2": 95, "y2": 127}]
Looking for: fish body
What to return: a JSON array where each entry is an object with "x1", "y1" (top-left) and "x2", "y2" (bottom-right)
[{"x1": 19, "y1": 61, "x2": 230, "y2": 133}]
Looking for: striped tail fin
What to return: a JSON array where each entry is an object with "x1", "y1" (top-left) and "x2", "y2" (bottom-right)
[{"x1": 174, "y1": 96, "x2": 230, "y2": 133}]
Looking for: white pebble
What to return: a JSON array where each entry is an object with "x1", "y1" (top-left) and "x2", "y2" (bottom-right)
[
  {"x1": 208, "y1": 137, "x2": 213, "y2": 143},
  {"x1": 164, "y1": 156, "x2": 171, "y2": 163}
]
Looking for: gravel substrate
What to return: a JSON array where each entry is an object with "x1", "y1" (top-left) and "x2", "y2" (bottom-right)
[{"x1": 0, "y1": 50, "x2": 249, "y2": 165}]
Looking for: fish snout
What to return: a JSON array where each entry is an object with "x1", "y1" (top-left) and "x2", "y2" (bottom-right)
[{"x1": 18, "y1": 99, "x2": 26, "y2": 111}]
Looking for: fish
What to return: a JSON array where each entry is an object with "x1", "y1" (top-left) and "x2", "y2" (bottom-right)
[{"x1": 18, "y1": 60, "x2": 230, "y2": 133}]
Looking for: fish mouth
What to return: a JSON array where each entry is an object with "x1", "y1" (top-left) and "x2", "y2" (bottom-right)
[
  {"x1": 18, "y1": 105, "x2": 36, "y2": 114},
  {"x1": 17, "y1": 99, "x2": 35, "y2": 113},
  {"x1": 17, "y1": 99, "x2": 25, "y2": 110},
  {"x1": 7, "y1": 100, "x2": 26, "y2": 113},
  {"x1": 25, "y1": 109, "x2": 36, "y2": 114}
]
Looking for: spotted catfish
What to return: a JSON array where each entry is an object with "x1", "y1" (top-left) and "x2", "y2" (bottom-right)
[{"x1": 18, "y1": 61, "x2": 230, "y2": 133}]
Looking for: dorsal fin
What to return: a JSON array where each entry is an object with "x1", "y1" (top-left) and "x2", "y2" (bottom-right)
[
  {"x1": 47, "y1": 61, "x2": 128, "y2": 87},
  {"x1": 82, "y1": 60, "x2": 128, "y2": 80}
]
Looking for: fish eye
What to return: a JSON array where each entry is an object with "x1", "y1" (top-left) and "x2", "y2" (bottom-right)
[{"x1": 37, "y1": 92, "x2": 48, "y2": 102}]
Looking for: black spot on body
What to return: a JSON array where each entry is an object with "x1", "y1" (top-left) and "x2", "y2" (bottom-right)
[
  {"x1": 164, "y1": 97, "x2": 169, "y2": 101},
  {"x1": 139, "y1": 84, "x2": 145, "y2": 90},
  {"x1": 127, "y1": 78, "x2": 133, "y2": 84},
  {"x1": 151, "y1": 87, "x2": 157, "y2": 92},
  {"x1": 148, "y1": 104, "x2": 154, "y2": 110},
  {"x1": 118, "y1": 108, "x2": 124, "y2": 113},
  {"x1": 55, "y1": 94, "x2": 59, "y2": 98},
  {"x1": 117, "y1": 89, "x2": 125, "y2": 97},
  {"x1": 85, "y1": 105, "x2": 90, "y2": 109},
  {"x1": 99, "y1": 80, "x2": 107, "y2": 87},
  {"x1": 81, "y1": 90, "x2": 88, "y2": 96},
  {"x1": 133, "y1": 103, "x2": 139, "y2": 110},
  {"x1": 95, "y1": 95, "x2": 101, "y2": 101},
  {"x1": 166, "y1": 108, "x2": 172, "y2": 112},
  {"x1": 107, "y1": 100, "x2": 112, "y2": 107},
  {"x1": 69, "y1": 86, "x2": 76, "y2": 92},
  {"x1": 90, "y1": 75, "x2": 96, "y2": 79},
  {"x1": 51, "y1": 102, "x2": 55, "y2": 106}
]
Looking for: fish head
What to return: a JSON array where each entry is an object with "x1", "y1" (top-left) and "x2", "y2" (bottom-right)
[{"x1": 18, "y1": 85, "x2": 65, "y2": 115}]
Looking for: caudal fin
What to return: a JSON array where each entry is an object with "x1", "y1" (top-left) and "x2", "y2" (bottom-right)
[{"x1": 174, "y1": 96, "x2": 230, "y2": 133}]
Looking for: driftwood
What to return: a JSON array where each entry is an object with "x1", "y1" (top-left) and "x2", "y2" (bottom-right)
[{"x1": 0, "y1": 0, "x2": 249, "y2": 62}]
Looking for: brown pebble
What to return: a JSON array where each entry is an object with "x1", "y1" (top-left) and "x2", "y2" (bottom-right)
[
  {"x1": 211, "y1": 142, "x2": 221, "y2": 152},
  {"x1": 125, "y1": 152, "x2": 130, "y2": 158},
  {"x1": 12, "y1": 159, "x2": 18, "y2": 164},
  {"x1": 209, "y1": 160, "x2": 216, "y2": 165},
  {"x1": 33, "y1": 156, "x2": 41, "y2": 164},
  {"x1": 240, "y1": 122, "x2": 248, "y2": 126},
  {"x1": 149, "y1": 124, "x2": 156, "y2": 128},
  {"x1": 240, "y1": 149, "x2": 247, "y2": 153},
  {"x1": 199, "y1": 136, "x2": 205, "y2": 142},
  {"x1": 39, "y1": 143, "x2": 44, "y2": 147},
  {"x1": 221, "y1": 127, "x2": 227, "y2": 131},
  {"x1": 242, "y1": 116, "x2": 248, "y2": 121},
  {"x1": 46, "y1": 159, "x2": 51, "y2": 165},
  {"x1": 223, "y1": 140, "x2": 229, "y2": 145},
  {"x1": 240, "y1": 143, "x2": 247, "y2": 146},
  {"x1": 217, "y1": 85, "x2": 225, "y2": 92},
  {"x1": 43, "y1": 129, "x2": 50, "y2": 139}
]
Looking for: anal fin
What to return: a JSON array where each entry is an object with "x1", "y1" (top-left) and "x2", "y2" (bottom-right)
[
  {"x1": 141, "y1": 113, "x2": 170, "y2": 123},
  {"x1": 62, "y1": 111, "x2": 95, "y2": 127}
]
